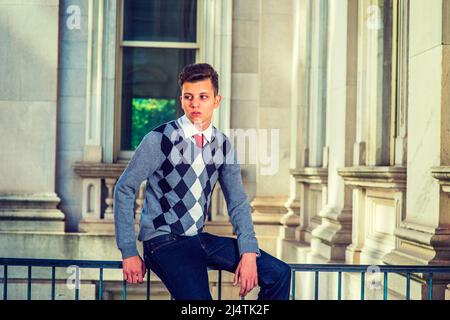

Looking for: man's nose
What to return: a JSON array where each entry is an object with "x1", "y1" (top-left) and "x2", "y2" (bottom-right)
[{"x1": 191, "y1": 97, "x2": 200, "y2": 107}]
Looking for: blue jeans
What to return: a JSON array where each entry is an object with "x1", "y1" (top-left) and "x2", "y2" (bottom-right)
[{"x1": 143, "y1": 232, "x2": 291, "y2": 300}]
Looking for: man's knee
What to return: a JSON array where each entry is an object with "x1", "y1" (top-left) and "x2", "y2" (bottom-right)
[{"x1": 276, "y1": 260, "x2": 292, "y2": 283}]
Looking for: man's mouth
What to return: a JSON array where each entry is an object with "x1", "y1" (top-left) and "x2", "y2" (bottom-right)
[{"x1": 192, "y1": 112, "x2": 202, "y2": 116}]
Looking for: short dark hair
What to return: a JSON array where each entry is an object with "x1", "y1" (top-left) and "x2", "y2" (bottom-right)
[{"x1": 178, "y1": 63, "x2": 219, "y2": 96}]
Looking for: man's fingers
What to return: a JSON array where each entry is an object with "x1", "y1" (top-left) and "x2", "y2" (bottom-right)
[
  {"x1": 134, "y1": 272, "x2": 141, "y2": 284},
  {"x1": 234, "y1": 265, "x2": 241, "y2": 286},
  {"x1": 127, "y1": 272, "x2": 135, "y2": 284},
  {"x1": 245, "y1": 279, "x2": 251, "y2": 296},
  {"x1": 244, "y1": 280, "x2": 253, "y2": 296},
  {"x1": 245, "y1": 281, "x2": 251, "y2": 296},
  {"x1": 128, "y1": 272, "x2": 134, "y2": 283},
  {"x1": 240, "y1": 279, "x2": 247, "y2": 297},
  {"x1": 138, "y1": 272, "x2": 143, "y2": 283},
  {"x1": 241, "y1": 278, "x2": 257, "y2": 297},
  {"x1": 141, "y1": 263, "x2": 147, "y2": 277}
]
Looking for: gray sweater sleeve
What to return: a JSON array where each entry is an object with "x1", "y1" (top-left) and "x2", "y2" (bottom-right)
[
  {"x1": 218, "y1": 143, "x2": 260, "y2": 257},
  {"x1": 113, "y1": 132, "x2": 162, "y2": 259}
]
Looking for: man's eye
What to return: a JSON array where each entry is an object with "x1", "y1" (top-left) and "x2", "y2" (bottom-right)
[
  {"x1": 201, "y1": 95, "x2": 208, "y2": 100},
  {"x1": 184, "y1": 96, "x2": 192, "y2": 100}
]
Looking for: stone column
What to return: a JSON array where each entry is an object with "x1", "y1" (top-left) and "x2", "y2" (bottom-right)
[
  {"x1": 289, "y1": 0, "x2": 329, "y2": 256},
  {"x1": 383, "y1": 0, "x2": 450, "y2": 300},
  {"x1": 0, "y1": 0, "x2": 64, "y2": 231},
  {"x1": 309, "y1": 0, "x2": 358, "y2": 262},
  {"x1": 250, "y1": 0, "x2": 293, "y2": 227},
  {"x1": 279, "y1": 0, "x2": 311, "y2": 241}
]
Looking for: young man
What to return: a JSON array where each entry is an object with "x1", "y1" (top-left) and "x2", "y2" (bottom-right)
[{"x1": 114, "y1": 63, "x2": 291, "y2": 300}]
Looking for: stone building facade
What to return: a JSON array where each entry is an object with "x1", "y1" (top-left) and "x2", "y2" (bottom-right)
[{"x1": 0, "y1": 0, "x2": 449, "y2": 300}]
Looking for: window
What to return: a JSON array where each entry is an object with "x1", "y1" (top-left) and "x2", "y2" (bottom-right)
[
  {"x1": 381, "y1": 0, "x2": 405, "y2": 166},
  {"x1": 117, "y1": 0, "x2": 200, "y2": 155},
  {"x1": 356, "y1": 0, "x2": 403, "y2": 166}
]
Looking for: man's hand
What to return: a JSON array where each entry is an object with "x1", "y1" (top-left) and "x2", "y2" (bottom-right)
[
  {"x1": 122, "y1": 255, "x2": 146, "y2": 284},
  {"x1": 233, "y1": 252, "x2": 258, "y2": 297}
]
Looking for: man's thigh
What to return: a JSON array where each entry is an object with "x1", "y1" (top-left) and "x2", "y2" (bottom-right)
[
  {"x1": 199, "y1": 232, "x2": 241, "y2": 272},
  {"x1": 143, "y1": 234, "x2": 212, "y2": 300},
  {"x1": 200, "y1": 232, "x2": 291, "y2": 286}
]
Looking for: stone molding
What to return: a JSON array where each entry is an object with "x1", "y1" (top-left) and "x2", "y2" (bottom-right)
[
  {"x1": 338, "y1": 166, "x2": 406, "y2": 190},
  {"x1": 72, "y1": 161, "x2": 126, "y2": 179},
  {"x1": 250, "y1": 196, "x2": 289, "y2": 225},
  {"x1": 291, "y1": 167, "x2": 328, "y2": 184}
]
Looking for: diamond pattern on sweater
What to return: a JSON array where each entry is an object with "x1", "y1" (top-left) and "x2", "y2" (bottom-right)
[{"x1": 149, "y1": 120, "x2": 234, "y2": 237}]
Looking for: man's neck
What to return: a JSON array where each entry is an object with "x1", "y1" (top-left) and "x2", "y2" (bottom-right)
[{"x1": 187, "y1": 118, "x2": 211, "y2": 132}]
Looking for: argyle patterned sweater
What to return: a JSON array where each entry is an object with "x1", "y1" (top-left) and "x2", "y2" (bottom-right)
[{"x1": 114, "y1": 118, "x2": 260, "y2": 259}]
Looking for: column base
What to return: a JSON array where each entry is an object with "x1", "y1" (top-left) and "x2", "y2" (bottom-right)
[
  {"x1": 383, "y1": 222, "x2": 450, "y2": 300},
  {"x1": 280, "y1": 211, "x2": 300, "y2": 240},
  {"x1": 384, "y1": 222, "x2": 450, "y2": 266},
  {"x1": 0, "y1": 193, "x2": 65, "y2": 232},
  {"x1": 310, "y1": 207, "x2": 352, "y2": 262}
]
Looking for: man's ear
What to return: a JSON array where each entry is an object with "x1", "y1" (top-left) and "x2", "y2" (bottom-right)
[
  {"x1": 214, "y1": 95, "x2": 222, "y2": 109},
  {"x1": 179, "y1": 95, "x2": 185, "y2": 112}
]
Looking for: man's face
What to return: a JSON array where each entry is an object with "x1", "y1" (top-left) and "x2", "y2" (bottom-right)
[{"x1": 180, "y1": 78, "x2": 221, "y2": 130}]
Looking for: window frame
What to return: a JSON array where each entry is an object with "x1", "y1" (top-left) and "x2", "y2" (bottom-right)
[{"x1": 114, "y1": 0, "x2": 205, "y2": 161}]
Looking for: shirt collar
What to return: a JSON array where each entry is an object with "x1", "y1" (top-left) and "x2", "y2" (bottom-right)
[{"x1": 177, "y1": 114, "x2": 213, "y2": 143}]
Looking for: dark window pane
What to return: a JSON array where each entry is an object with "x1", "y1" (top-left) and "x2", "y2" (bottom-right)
[
  {"x1": 123, "y1": 0, "x2": 197, "y2": 42},
  {"x1": 121, "y1": 47, "x2": 196, "y2": 151}
]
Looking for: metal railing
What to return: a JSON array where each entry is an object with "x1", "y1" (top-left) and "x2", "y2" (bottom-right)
[
  {"x1": 1, "y1": 258, "x2": 450, "y2": 300},
  {"x1": 0, "y1": 258, "x2": 224, "y2": 301},
  {"x1": 290, "y1": 264, "x2": 450, "y2": 300}
]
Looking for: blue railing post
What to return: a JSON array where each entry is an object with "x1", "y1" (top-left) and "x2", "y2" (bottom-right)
[
  {"x1": 146, "y1": 268, "x2": 150, "y2": 301},
  {"x1": 27, "y1": 266, "x2": 32, "y2": 301},
  {"x1": 406, "y1": 272, "x2": 410, "y2": 300},
  {"x1": 360, "y1": 272, "x2": 365, "y2": 300},
  {"x1": 74, "y1": 267, "x2": 80, "y2": 301},
  {"x1": 428, "y1": 272, "x2": 433, "y2": 300},
  {"x1": 99, "y1": 268, "x2": 103, "y2": 300},
  {"x1": 337, "y1": 271, "x2": 342, "y2": 301},
  {"x1": 383, "y1": 272, "x2": 388, "y2": 300},
  {"x1": 122, "y1": 280, "x2": 127, "y2": 301},
  {"x1": 51, "y1": 266, "x2": 56, "y2": 300},
  {"x1": 218, "y1": 270, "x2": 222, "y2": 300},
  {"x1": 314, "y1": 271, "x2": 319, "y2": 300},
  {"x1": 3, "y1": 265, "x2": 7, "y2": 300},
  {"x1": 291, "y1": 270, "x2": 296, "y2": 300}
]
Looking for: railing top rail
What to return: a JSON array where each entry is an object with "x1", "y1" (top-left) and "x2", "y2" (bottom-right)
[
  {"x1": 289, "y1": 264, "x2": 450, "y2": 273},
  {"x1": 0, "y1": 258, "x2": 122, "y2": 269},
  {"x1": 1, "y1": 258, "x2": 450, "y2": 273}
]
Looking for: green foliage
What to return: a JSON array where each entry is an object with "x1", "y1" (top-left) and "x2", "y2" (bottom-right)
[{"x1": 131, "y1": 98, "x2": 177, "y2": 150}]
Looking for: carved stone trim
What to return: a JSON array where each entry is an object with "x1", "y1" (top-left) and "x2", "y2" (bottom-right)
[
  {"x1": 431, "y1": 166, "x2": 450, "y2": 186},
  {"x1": 338, "y1": 166, "x2": 406, "y2": 190},
  {"x1": 72, "y1": 162, "x2": 126, "y2": 179},
  {"x1": 291, "y1": 167, "x2": 328, "y2": 184},
  {"x1": 250, "y1": 196, "x2": 289, "y2": 225}
]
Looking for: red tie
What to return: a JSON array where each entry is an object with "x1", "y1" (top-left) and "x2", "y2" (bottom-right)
[{"x1": 193, "y1": 134, "x2": 204, "y2": 148}]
